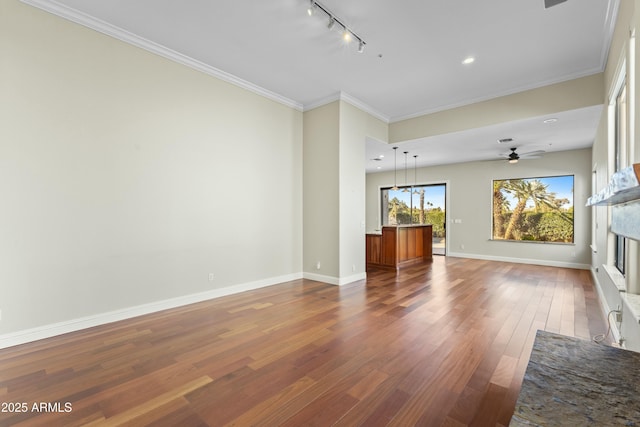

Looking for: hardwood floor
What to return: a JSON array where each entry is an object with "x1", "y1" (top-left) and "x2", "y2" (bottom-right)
[{"x1": 0, "y1": 257, "x2": 609, "y2": 426}]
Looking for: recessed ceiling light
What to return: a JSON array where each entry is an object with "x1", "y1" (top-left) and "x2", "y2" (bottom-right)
[
  {"x1": 378, "y1": 154, "x2": 384, "y2": 158},
  {"x1": 462, "y1": 56, "x2": 475, "y2": 65},
  {"x1": 543, "y1": 118, "x2": 558, "y2": 124}
]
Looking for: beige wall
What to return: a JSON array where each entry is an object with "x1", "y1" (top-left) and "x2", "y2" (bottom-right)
[
  {"x1": 0, "y1": 0, "x2": 303, "y2": 336},
  {"x1": 303, "y1": 102, "x2": 340, "y2": 279},
  {"x1": 338, "y1": 102, "x2": 380, "y2": 279},
  {"x1": 390, "y1": 74, "x2": 604, "y2": 143}
]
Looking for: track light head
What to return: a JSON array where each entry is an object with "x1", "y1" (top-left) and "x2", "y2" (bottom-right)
[
  {"x1": 357, "y1": 40, "x2": 365, "y2": 53},
  {"x1": 343, "y1": 30, "x2": 352, "y2": 42},
  {"x1": 307, "y1": 0, "x2": 317, "y2": 16},
  {"x1": 327, "y1": 16, "x2": 335, "y2": 30}
]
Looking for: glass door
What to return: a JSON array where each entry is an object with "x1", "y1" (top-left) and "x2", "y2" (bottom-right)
[{"x1": 381, "y1": 183, "x2": 446, "y2": 255}]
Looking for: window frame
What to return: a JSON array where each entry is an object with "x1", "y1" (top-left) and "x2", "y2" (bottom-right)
[{"x1": 490, "y1": 175, "x2": 575, "y2": 244}]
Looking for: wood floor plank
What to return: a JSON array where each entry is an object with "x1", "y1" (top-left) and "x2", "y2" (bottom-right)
[{"x1": 0, "y1": 258, "x2": 610, "y2": 427}]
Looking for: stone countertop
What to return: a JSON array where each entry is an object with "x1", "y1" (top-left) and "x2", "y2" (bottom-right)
[{"x1": 510, "y1": 330, "x2": 640, "y2": 426}]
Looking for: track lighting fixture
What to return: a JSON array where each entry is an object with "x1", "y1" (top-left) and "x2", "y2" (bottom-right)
[{"x1": 305, "y1": 0, "x2": 366, "y2": 53}]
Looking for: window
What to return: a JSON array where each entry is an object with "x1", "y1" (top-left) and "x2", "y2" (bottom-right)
[
  {"x1": 381, "y1": 184, "x2": 445, "y2": 233},
  {"x1": 492, "y1": 176, "x2": 574, "y2": 243},
  {"x1": 614, "y1": 79, "x2": 627, "y2": 274}
]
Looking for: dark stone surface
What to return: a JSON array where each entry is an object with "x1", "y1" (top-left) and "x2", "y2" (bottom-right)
[{"x1": 510, "y1": 330, "x2": 640, "y2": 426}]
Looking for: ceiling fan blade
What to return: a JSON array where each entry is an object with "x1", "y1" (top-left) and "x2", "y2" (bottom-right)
[
  {"x1": 544, "y1": 0, "x2": 567, "y2": 8},
  {"x1": 519, "y1": 150, "x2": 546, "y2": 157}
]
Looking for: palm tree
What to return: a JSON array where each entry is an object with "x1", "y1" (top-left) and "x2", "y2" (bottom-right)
[
  {"x1": 493, "y1": 181, "x2": 507, "y2": 238},
  {"x1": 502, "y1": 179, "x2": 557, "y2": 240}
]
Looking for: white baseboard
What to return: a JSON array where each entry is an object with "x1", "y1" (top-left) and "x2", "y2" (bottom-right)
[
  {"x1": 302, "y1": 272, "x2": 366, "y2": 286},
  {"x1": 302, "y1": 272, "x2": 339, "y2": 285},
  {"x1": 338, "y1": 272, "x2": 367, "y2": 286},
  {"x1": 0, "y1": 272, "x2": 303, "y2": 350},
  {"x1": 447, "y1": 251, "x2": 590, "y2": 270}
]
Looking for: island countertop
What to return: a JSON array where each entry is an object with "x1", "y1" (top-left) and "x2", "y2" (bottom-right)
[{"x1": 510, "y1": 330, "x2": 640, "y2": 426}]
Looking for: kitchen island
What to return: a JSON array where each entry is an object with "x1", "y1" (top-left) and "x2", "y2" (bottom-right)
[{"x1": 366, "y1": 225, "x2": 432, "y2": 271}]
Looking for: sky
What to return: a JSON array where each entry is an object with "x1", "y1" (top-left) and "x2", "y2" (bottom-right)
[{"x1": 388, "y1": 184, "x2": 446, "y2": 210}]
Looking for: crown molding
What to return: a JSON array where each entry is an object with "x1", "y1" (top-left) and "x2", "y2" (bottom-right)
[
  {"x1": 20, "y1": 0, "x2": 304, "y2": 111},
  {"x1": 302, "y1": 93, "x2": 342, "y2": 112},
  {"x1": 303, "y1": 92, "x2": 390, "y2": 123},
  {"x1": 339, "y1": 92, "x2": 390, "y2": 123}
]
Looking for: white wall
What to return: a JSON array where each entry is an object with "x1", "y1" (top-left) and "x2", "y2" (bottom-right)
[
  {"x1": 0, "y1": 1, "x2": 303, "y2": 338},
  {"x1": 367, "y1": 149, "x2": 593, "y2": 269}
]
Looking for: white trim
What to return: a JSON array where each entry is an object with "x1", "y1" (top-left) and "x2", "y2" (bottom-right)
[
  {"x1": 339, "y1": 93, "x2": 390, "y2": 123},
  {"x1": 447, "y1": 252, "x2": 590, "y2": 270},
  {"x1": 302, "y1": 271, "x2": 366, "y2": 286},
  {"x1": 602, "y1": 263, "x2": 627, "y2": 292},
  {"x1": 303, "y1": 93, "x2": 342, "y2": 112},
  {"x1": 303, "y1": 92, "x2": 390, "y2": 123},
  {"x1": 337, "y1": 272, "x2": 367, "y2": 286},
  {"x1": 602, "y1": 0, "x2": 622, "y2": 69},
  {"x1": 303, "y1": 272, "x2": 340, "y2": 286},
  {"x1": 0, "y1": 273, "x2": 302, "y2": 350},
  {"x1": 20, "y1": 0, "x2": 303, "y2": 111}
]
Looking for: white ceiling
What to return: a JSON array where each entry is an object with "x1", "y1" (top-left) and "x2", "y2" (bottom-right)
[{"x1": 29, "y1": 0, "x2": 618, "y2": 170}]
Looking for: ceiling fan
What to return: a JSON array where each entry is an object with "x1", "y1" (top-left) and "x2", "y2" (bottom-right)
[{"x1": 501, "y1": 147, "x2": 545, "y2": 164}]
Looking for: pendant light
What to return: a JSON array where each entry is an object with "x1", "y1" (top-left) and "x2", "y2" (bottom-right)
[
  {"x1": 413, "y1": 155, "x2": 419, "y2": 194},
  {"x1": 392, "y1": 147, "x2": 398, "y2": 190},
  {"x1": 402, "y1": 151, "x2": 410, "y2": 192}
]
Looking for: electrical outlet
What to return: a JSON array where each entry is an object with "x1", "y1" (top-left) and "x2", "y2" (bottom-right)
[
  {"x1": 616, "y1": 311, "x2": 623, "y2": 323},
  {"x1": 316, "y1": 262, "x2": 321, "y2": 270},
  {"x1": 208, "y1": 273, "x2": 215, "y2": 281}
]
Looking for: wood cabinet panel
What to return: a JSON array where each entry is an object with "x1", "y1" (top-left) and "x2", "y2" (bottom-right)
[{"x1": 398, "y1": 228, "x2": 408, "y2": 261}]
